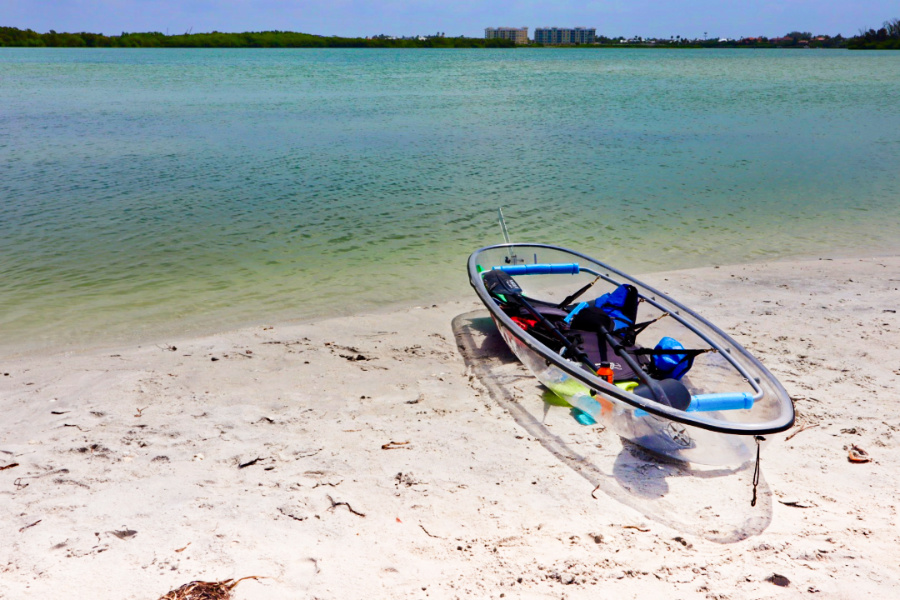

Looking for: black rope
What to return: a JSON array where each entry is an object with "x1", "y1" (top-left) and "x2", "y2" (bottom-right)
[{"x1": 751, "y1": 435, "x2": 765, "y2": 507}]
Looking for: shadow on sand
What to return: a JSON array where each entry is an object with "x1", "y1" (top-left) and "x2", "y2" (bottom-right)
[{"x1": 452, "y1": 309, "x2": 772, "y2": 544}]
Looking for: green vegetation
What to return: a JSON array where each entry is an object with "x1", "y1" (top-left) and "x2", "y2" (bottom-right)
[
  {"x1": 847, "y1": 18, "x2": 900, "y2": 49},
  {"x1": 0, "y1": 27, "x2": 515, "y2": 48}
]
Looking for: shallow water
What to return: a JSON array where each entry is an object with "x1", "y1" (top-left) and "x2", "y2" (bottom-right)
[{"x1": 2, "y1": 48, "x2": 899, "y2": 354}]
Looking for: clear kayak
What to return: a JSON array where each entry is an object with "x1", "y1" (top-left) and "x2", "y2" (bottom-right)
[{"x1": 468, "y1": 243, "x2": 795, "y2": 466}]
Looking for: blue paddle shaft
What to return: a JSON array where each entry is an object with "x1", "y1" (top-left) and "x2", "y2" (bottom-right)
[{"x1": 494, "y1": 263, "x2": 580, "y2": 275}]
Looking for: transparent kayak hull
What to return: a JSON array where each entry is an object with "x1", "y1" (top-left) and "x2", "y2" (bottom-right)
[{"x1": 469, "y1": 244, "x2": 795, "y2": 466}]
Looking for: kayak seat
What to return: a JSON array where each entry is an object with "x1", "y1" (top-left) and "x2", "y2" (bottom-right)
[
  {"x1": 521, "y1": 298, "x2": 570, "y2": 320},
  {"x1": 565, "y1": 329, "x2": 647, "y2": 381},
  {"x1": 594, "y1": 284, "x2": 640, "y2": 330}
]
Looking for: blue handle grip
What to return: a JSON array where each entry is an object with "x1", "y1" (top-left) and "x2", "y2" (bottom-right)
[
  {"x1": 688, "y1": 392, "x2": 754, "y2": 412},
  {"x1": 563, "y1": 301, "x2": 589, "y2": 324},
  {"x1": 634, "y1": 392, "x2": 755, "y2": 417},
  {"x1": 493, "y1": 263, "x2": 580, "y2": 275}
]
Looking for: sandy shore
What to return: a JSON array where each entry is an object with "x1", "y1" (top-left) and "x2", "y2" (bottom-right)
[{"x1": 1, "y1": 256, "x2": 899, "y2": 599}]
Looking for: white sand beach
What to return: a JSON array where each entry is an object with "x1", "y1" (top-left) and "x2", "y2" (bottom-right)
[{"x1": 1, "y1": 256, "x2": 899, "y2": 599}]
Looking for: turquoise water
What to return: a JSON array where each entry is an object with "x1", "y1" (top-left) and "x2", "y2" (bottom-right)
[{"x1": 2, "y1": 48, "x2": 899, "y2": 354}]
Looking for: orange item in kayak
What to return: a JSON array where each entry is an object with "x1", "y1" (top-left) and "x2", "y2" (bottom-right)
[
  {"x1": 510, "y1": 316, "x2": 538, "y2": 330},
  {"x1": 597, "y1": 362, "x2": 614, "y2": 384}
]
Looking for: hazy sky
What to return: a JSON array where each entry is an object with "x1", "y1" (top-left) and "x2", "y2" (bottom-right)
[{"x1": 4, "y1": 0, "x2": 896, "y2": 38}]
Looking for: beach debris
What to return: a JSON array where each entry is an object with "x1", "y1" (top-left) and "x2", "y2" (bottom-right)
[
  {"x1": 238, "y1": 457, "x2": 262, "y2": 469},
  {"x1": 193, "y1": 453, "x2": 205, "y2": 461},
  {"x1": 848, "y1": 444, "x2": 871, "y2": 463},
  {"x1": 784, "y1": 422, "x2": 819, "y2": 442},
  {"x1": 326, "y1": 494, "x2": 365, "y2": 517},
  {"x1": 294, "y1": 447, "x2": 323, "y2": 458},
  {"x1": 381, "y1": 440, "x2": 410, "y2": 450},
  {"x1": 311, "y1": 479, "x2": 342, "y2": 489},
  {"x1": 278, "y1": 506, "x2": 308, "y2": 522},
  {"x1": 18, "y1": 519, "x2": 41, "y2": 533},
  {"x1": 175, "y1": 543, "x2": 191, "y2": 553},
  {"x1": 135, "y1": 407, "x2": 147, "y2": 418},
  {"x1": 622, "y1": 525, "x2": 650, "y2": 532},
  {"x1": 778, "y1": 499, "x2": 816, "y2": 508},
  {"x1": 394, "y1": 472, "x2": 422, "y2": 487},
  {"x1": 766, "y1": 573, "x2": 791, "y2": 587},
  {"x1": 157, "y1": 576, "x2": 261, "y2": 600},
  {"x1": 672, "y1": 536, "x2": 692, "y2": 548},
  {"x1": 50, "y1": 411, "x2": 68, "y2": 415},
  {"x1": 109, "y1": 529, "x2": 137, "y2": 540},
  {"x1": 419, "y1": 524, "x2": 441, "y2": 538},
  {"x1": 0, "y1": 462, "x2": 19, "y2": 471},
  {"x1": 210, "y1": 357, "x2": 219, "y2": 362}
]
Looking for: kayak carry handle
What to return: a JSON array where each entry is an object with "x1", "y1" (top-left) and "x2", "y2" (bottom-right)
[
  {"x1": 633, "y1": 392, "x2": 755, "y2": 417},
  {"x1": 563, "y1": 301, "x2": 589, "y2": 324},
  {"x1": 493, "y1": 263, "x2": 580, "y2": 276}
]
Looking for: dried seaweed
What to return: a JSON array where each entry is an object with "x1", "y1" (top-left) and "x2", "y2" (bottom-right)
[
  {"x1": 381, "y1": 440, "x2": 410, "y2": 450},
  {"x1": 157, "y1": 576, "x2": 260, "y2": 600}
]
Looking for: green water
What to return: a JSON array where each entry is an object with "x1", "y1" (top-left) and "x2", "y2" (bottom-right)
[{"x1": 1, "y1": 48, "x2": 899, "y2": 355}]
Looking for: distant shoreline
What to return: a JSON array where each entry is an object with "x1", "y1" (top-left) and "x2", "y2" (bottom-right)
[{"x1": 2, "y1": 26, "x2": 896, "y2": 50}]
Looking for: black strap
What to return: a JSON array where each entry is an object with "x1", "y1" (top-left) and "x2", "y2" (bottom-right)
[{"x1": 556, "y1": 274, "x2": 602, "y2": 309}]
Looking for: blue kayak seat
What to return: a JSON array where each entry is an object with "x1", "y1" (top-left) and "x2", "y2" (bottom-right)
[{"x1": 594, "y1": 284, "x2": 640, "y2": 331}]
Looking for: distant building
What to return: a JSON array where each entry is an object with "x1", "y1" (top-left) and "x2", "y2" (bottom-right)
[
  {"x1": 534, "y1": 27, "x2": 596, "y2": 45},
  {"x1": 485, "y1": 27, "x2": 529, "y2": 44}
]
